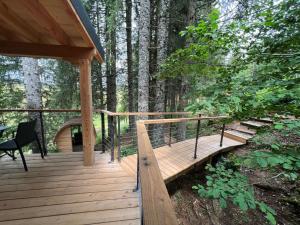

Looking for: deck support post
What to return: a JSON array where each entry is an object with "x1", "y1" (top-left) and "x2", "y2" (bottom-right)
[
  {"x1": 220, "y1": 123, "x2": 225, "y2": 147},
  {"x1": 101, "y1": 112, "x2": 106, "y2": 153},
  {"x1": 79, "y1": 59, "x2": 94, "y2": 166},
  {"x1": 194, "y1": 118, "x2": 201, "y2": 159}
]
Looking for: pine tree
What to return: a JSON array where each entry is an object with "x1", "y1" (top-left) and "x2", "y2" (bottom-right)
[{"x1": 138, "y1": 0, "x2": 151, "y2": 117}]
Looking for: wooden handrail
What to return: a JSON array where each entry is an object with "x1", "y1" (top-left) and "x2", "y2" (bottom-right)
[
  {"x1": 1, "y1": 109, "x2": 192, "y2": 116},
  {"x1": 0, "y1": 109, "x2": 81, "y2": 112},
  {"x1": 96, "y1": 109, "x2": 193, "y2": 116},
  {"x1": 136, "y1": 121, "x2": 178, "y2": 225},
  {"x1": 142, "y1": 116, "x2": 228, "y2": 125}
]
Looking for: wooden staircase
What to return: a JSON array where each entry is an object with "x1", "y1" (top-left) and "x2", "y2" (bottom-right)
[{"x1": 224, "y1": 118, "x2": 273, "y2": 143}]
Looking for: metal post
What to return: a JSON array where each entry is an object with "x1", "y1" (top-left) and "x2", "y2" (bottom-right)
[
  {"x1": 101, "y1": 112, "x2": 105, "y2": 153},
  {"x1": 194, "y1": 118, "x2": 201, "y2": 159},
  {"x1": 117, "y1": 116, "x2": 121, "y2": 161},
  {"x1": 220, "y1": 123, "x2": 225, "y2": 147},
  {"x1": 134, "y1": 150, "x2": 140, "y2": 192},
  {"x1": 168, "y1": 115, "x2": 172, "y2": 146},
  {"x1": 110, "y1": 116, "x2": 115, "y2": 162},
  {"x1": 39, "y1": 111, "x2": 47, "y2": 156}
]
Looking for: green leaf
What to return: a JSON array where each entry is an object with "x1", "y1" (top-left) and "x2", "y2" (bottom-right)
[
  {"x1": 274, "y1": 124, "x2": 284, "y2": 130},
  {"x1": 219, "y1": 198, "x2": 227, "y2": 208},
  {"x1": 266, "y1": 212, "x2": 276, "y2": 225},
  {"x1": 257, "y1": 158, "x2": 268, "y2": 168},
  {"x1": 283, "y1": 163, "x2": 293, "y2": 170}
]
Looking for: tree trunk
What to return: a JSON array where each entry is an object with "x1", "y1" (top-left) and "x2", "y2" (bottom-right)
[
  {"x1": 153, "y1": 0, "x2": 170, "y2": 146},
  {"x1": 105, "y1": 1, "x2": 117, "y2": 142},
  {"x1": 138, "y1": 0, "x2": 151, "y2": 118},
  {"x1": 21, "y1": 57, "x2": 42, "y2": 153},
  {"x1": 177, "y1": 0, "x2": 197, "y2": 141},
  {"x1": 126, "y1": 0, "x2": 135, "y2": 131}
]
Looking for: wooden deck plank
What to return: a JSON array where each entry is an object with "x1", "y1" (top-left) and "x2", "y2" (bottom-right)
[
  {"x1": 0, "y1": 190, "x2": 137, "y2": 210},
  {"x1": 121, "y1": 135, "x2": 245, "y2": 183},
  {"x1": 0, "y1": 171, "x2": 131, "y2": 185},
  {"x1": 0, "y1": 182, "x2": 136, "y2": 200},
  {"x1": 0, "y1": 198, "x2": 139, "y2": 222},
  {"x1": 0, "y1": 207, "x2": 140, "y2": 225},
  {"x1": 0, "y1": 152, "x2": 140, "y2": 225},
  {"x1": 0, "y1": 177, "x2": 135, "y2": 192}
]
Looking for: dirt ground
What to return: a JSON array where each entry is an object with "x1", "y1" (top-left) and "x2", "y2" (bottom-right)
[{"x1": 168, "y1": 144, "x2": 300, "y2": 225}]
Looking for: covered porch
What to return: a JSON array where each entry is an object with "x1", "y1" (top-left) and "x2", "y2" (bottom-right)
[{"x1": 0, "y1": 0, "x2": 102, "y2": 166}]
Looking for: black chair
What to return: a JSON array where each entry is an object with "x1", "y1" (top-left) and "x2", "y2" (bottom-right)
[{"x1": 0, "y1": 120, "x2": 44, "y2": 171}]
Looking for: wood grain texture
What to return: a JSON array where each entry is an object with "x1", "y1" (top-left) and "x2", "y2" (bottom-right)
[
  {"x1": 136, "y1": 122, "x2": 178, "y2": 225},
  {"x1": 121, "y1": 135, "x2": 244, "y2": 183},
  {"x1": 79, "y1": 59, "x2": 94, "y2": 166},
  {"x1": 0, "y1": 152, "x2": 140, "y2": 225}
]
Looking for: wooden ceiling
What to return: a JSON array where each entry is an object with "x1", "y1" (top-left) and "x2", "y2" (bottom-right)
[{"x1": 0, "y1": 0, "x2": 104, "y2": 63}]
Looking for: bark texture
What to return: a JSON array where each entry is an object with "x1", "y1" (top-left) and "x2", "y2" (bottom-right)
[
  {"x1": 138, "y1": 0, "x2": 151, "y2": 117},
  {"x1": 153, "y1": 0, "x2": 170, "y2": 146},
  {"x1": 126, "y1": 0, "x2": 135, "y2": 130},
  {"x1": 21, "y1": 57, "x2": 42, "y2": 153}
]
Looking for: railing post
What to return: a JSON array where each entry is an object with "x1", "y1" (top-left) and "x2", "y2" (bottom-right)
[
  {"x1": 117, "y1": 115, "x2": 121, "y2": 161},
  {"x1": 194, "y1": 117, "x2": 201, "y2": 159},
  {"x1": 109, "y1": 115, "x2": 115, "y2": 162},
  {"x1": 168, "y1": 114, "x2": 172, "y2": 146},
  {"x1": 39, "y1": 111, "x2": 47, "y2": 156},
  {"x1": 101, "y1": 112, "x2": 106, "y2": 153},
  {"x1": 134, "y1": 148, "x2": 140, "y2": 192},
  {"x1": 220, "y1": 123, "x2": 225, "y2": 147}
]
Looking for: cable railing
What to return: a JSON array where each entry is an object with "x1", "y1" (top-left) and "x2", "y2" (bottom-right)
[
  {"x1": 135, "y1": 116, "x2": 228, "y2": 225},
  {"x1": 0, "y1": 109, "x2": 195, "y2": 161}
]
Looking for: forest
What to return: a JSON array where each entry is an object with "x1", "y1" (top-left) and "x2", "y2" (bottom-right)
[{"x1": 0, "y1": 0, "x2": 299, "y2": 224}]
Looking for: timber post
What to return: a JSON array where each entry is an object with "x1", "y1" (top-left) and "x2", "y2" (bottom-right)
[{"x1": 79, "y1": 59, "x2": 95, "y2": 166}]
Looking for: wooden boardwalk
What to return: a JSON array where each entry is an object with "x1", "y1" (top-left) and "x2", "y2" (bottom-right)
[
  {"x1": 121, "y1": 134, "x2": 244, "y2": 183},
  {"x1": 0, "y1": 152, "x2": 140, "y2": 225}
]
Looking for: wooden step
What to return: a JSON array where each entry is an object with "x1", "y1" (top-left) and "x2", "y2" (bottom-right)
[
  {"x1": 251, "y1": 117, "x2": 273, "y2": 123},
  {"x1": 227, "y1": 124, "x2": 256, "y2": 135},
  {"x1": 224, "y1": 130, "x2": 253, "y2": 144},
  {"x1": 241, "y1": 120, "x2": 270, "y2": 128}
]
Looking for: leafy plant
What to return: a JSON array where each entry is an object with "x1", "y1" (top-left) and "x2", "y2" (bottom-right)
[{"x1": 193, "y1": 164, "x2": 277, "y2": 225}]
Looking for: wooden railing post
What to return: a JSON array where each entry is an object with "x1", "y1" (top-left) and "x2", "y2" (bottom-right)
[
  {"x1": 39, "y1": 111, "x2": 47, "y2": 155},
  {"x1": 101, "y1": 112, "x2": 106, "y2": 153}
]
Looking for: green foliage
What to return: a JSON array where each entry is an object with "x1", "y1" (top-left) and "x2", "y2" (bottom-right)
[
  {"x1": 121, "y1": 145, "x2": 137, "y2": 157},
  {"x1": 162, "y1": 0, "x2": 300, "y2": 119},
  {"x1": 238, "y1": 120, "x2": 300, "y2": 181},
  {"x1": 193, "y1": 164, "x2": 276, "y2": 225}
]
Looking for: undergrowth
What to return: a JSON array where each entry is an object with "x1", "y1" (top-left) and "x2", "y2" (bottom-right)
[{"x1": 193, "y1": 119, "x2": 300, "y2": 225}]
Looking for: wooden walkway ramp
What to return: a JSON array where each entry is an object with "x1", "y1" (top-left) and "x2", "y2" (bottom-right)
[
  {"x1": 0, "y1": 152, "x2": 140, "y2": 225},
  {"x1": 121, "y1": 134, "x2": 245, "y2": 183}
]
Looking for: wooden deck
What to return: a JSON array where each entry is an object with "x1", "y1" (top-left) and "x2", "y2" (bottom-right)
[
  {"x1": 0, "y1": 152, "x2": 140, "y2": 225},
  {"x1": 121, "y1": 135, "x2": 244, "y2": 183}
]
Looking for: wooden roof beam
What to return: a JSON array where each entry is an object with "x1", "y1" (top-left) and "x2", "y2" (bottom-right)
[
  {"x1": 0, "y1": 2, "x2": 40, "y2": 43},
  {"x1": 22, "y1": 0, "x2": 73, "y2": 46},
  {"x1": 0, "y1": 41, "x2": 96, "y2": 61}
]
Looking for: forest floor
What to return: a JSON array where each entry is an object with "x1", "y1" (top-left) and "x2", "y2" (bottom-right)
[{"x1": 168, "y1": 125, "x2": 300, "y2": 225}]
